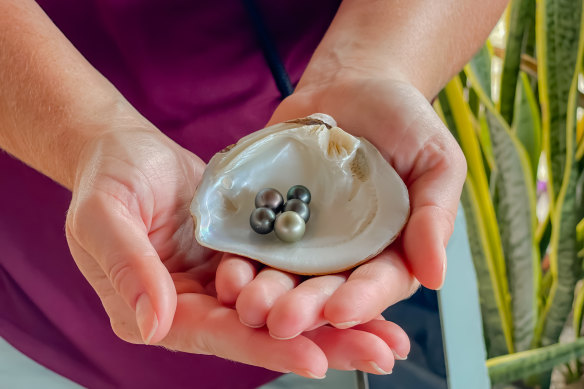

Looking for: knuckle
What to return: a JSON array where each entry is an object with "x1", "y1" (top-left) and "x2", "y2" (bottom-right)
[
  {"x1": 65, "y1": 193, "x2": 109, "y2": 245},
  {"x1": 65, "y1": 203, "x2": 82, "y2": 243},
  {"x1": 107, "y1": 259, "x2": 134, "y2": 297},
  {"x1": 449, "y1": 141, "x2": 468, "y2": 178}
]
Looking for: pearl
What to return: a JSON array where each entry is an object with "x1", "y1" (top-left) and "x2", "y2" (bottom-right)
[
  {"x1": 274, "y1": 211, "x2": 306, "y2": 243},
  {"x1": 250, "y1": 207, "x2": 276, "y2": 234},
  {"x1": 255, "y1": 188, "x2": 284, "y2": 213},
  {"x1": 283, "y1": 199, "x2": 310, "y2": 222},
  {"x1": 287, "y1": 185, "x2": 311, "y2": 204}
]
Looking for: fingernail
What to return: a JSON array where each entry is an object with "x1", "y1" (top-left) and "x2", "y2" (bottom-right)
[
  {"x1": 392, "y1": 350, "x2": 408, "y2": 361},
  {"x1": 369, "y1": 361, "x2": 392, "y2": 375},
  {"x1": 269, "y1": 330, "x2": 302, "y2": 340},
  {"x1": 438, "y1": 255, "x2": 447, "y2": 290},
  {"x1": 239, "y1": 317, "x2": 264, "y2": 329},
  {"x1": 352, "y1": 361, "x2": 392, "y2": 375},
  {"x1": 331, "y1": 320, "x2": 360, "y2": 329},
  {"x1": 291, "y1": 369, "x2": 326, "y2": 379},
  {"x1": 136, "y1": 293, "x2": 158, "y2": 344}
]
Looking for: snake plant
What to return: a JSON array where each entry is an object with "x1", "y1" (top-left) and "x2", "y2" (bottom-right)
[{"x1": 434, "y1": 0, "x2": 584, "y2": 386}]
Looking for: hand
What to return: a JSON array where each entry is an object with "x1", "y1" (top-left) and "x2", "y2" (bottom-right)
[
  {"x1": 215, "y1": 75, "x2": 466, "y2": 350},
  {"x1": 274, "y1": 76, "x2": 467, "y2": 288},
  {"x1": 65, "y1": 125, "x2": 410, "y2": 378}
]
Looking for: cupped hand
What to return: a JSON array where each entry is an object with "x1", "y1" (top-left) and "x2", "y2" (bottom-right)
[
  {"x1": 215, "y1": 76, "x2": 466, "y2": 348},
  {"x1": 65, "y1": 124, "x2": 410, "y2": 378}
]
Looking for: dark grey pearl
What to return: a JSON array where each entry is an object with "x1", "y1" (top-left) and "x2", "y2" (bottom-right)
[
  {"x1": 287, "y1": 185, "x2": 311, "y2": 204},
  {"x1": 274, "y1": 211, "x2": 306, "y2": 242},
  {"x1": 250, "y1": 207, "x2": 276, "y2": 234},
  {"x1": 283, "y1": 199, "x2": 310, "y2": 222},
  {"x1": 255, "y1": 188, "x2": 284, "y2": 213}
]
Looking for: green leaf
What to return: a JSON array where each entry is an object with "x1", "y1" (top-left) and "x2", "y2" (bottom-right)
[
  {"x1": 537, "y1": 211, "x2": 552, "y2": 258},
  {"x1": 537, "y1": 0, "x2": 583, "y2": 207},
  {"x1": 540, "y1": 270, "x2": 553, "y2": 306},
  {"x1": 577, "y1": 168, "x2": 584, "y2": 222},
  {"x1": 469, "y1": 87, "x2": 480, "y2": 118},
  {"x1": 536, "y1": 0, "x2": 584, "y2": 347},
  {"x1": 577, "y1": 115, "x2": 584, "y2": 161},
  {"x1": 537, "y1": 114, "x2": 581, "y2": 348},
  {"x1": 578, "y1": 218, "x2": 584, "y2": 265},
  {"x1": 479, "y1": 111, "x2": 495, "y2": 174},
  {"x1": 465, "y1": 58, "x2": 541, "y2": 353},
  {"x1": 537, "y1": 153, "x2": 579, "y2": 349},
  {"x1": 485, "y1": 106, "x2": 539, "y2": 352},
  {"x1": 468, "y1": 43, "x2": 492, "y2": 101},
  {"x1": 573, "y1": 282, "x2": 584, "y2": 339},
  {"x1": 437, "y1": 91, "x2": 460, "y2": 144},
  {"x1": 487, "y1": 337, "x2": 584, "y2": 385},
  {"x1": 439, "y1": 79, "x2": 513, "y2": 355},
  {"x1": 524, "y1": 2, "x2": 537, "y2": 59},
  {"x1": 461, "y1": 181, "x2": 511, "y2": 357},
  {"x1": 499, "y1": 0, "x2": 536, "y2": 125},
  {"x1": 513, "y1": 72, "x2": 542, "y2": 182}
]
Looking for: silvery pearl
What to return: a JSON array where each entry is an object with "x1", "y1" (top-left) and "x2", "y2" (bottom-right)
[
  {"x1": 255, "y1": 188, "x2": 284, "y2": 213},
  {"x1": 250, "y1": 207, "x2": 276, "y2": 234},
  {"x1": 287, "y1": 185, "x2": 311, "y2": 204},
  {"x1": 283, "y1": 199, "x2": 310, "y2": 222},
  {"x1": 274, "y1": 211, "x2": 306, "y2": 243}
]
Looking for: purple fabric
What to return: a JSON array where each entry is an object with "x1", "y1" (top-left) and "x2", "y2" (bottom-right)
[{"x1": 0, "y1": 1, "x2": 339, "y2": 388}]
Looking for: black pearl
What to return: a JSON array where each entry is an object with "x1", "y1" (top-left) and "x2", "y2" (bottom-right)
[
  {"x1": 287, "y1": 185, "x2": 311, "y2": 204},
  {"x1": 255, "y1": 188, "x2": 284, "y2": 213},
  {"x1": 283, "y1": 199, "x2": 310, "y2": 222},
  {"x1": 274, "y1": 211, "x2": 306, "y2": 242},
  {"x1": 250, "y1": 207, "x2": 276, "y2": 234}
]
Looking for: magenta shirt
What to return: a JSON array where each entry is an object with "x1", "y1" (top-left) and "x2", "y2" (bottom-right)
[{"x1": 0, "y1": 1, "x2": 339, "y2": 387}]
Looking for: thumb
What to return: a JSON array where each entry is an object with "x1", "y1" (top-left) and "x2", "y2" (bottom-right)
[{"x1": 66, "y1": 189, "x2": 177, "y2": 344}]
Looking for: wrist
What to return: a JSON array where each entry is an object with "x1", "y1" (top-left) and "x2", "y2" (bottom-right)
[
  {"x1": 64, "y1": 97, "x2": 157, "y2": 191},
  {"x1": 286, "y1": 68, "x2": 418, "y2": 125},
  {"x1": 71, "y1": 104, "x2": 163, "y2": 192},
  {"x1": 296, "y1": 53, "x2": 413, "y2": 99}
]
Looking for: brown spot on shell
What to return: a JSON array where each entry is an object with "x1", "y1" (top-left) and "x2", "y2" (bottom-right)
[
  {"x1": 285, "y1": 118, "x2": 333, "y2": 129},
  {"x1": 219, "y1": 144, "x2": 236, "y2": 153},
  {"x1": 350, "y1": 148, "x2": 370, "y2": 182}
]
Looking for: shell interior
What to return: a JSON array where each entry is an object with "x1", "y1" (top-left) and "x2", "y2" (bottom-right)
[{"x1": 190, "y1": 114, "x2": 409, "y2": 275}]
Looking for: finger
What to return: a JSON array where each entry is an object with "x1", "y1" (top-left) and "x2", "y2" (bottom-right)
[
  {"x1": 324, "y1": 249, "x2": 419, "y2": 328},
  {"x1": 266, "y1": 273, "x2": 347, "y2": 340},
  {"x1": 401, "y1": 132, "x2": 466, "y2": 288},
  {"x1": 353, "y1": 319, "x2": 410, "y2": 361},
  {"x1": 67, "y1": 190, "x2": 176, "y2": 344},
  {"x1": 303, "y1": 325, "x2": 394, "y2": 374},
  {"x1": 161, "y1": 293, "x2": 328, "y2": 379},
  {"x1": 235, "y1": 268, "x2": 301, "y2": 328},
  {"x1": 215, "y1": 253, "x2": 261, "y2": 306},
  {"x1": 66, "y1": 236, "x2": 144, "y2": 344}
]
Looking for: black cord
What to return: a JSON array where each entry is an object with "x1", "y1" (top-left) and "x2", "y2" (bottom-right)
[{"x1": 242, "y1": 0, "x2": 294, "y2": 99}]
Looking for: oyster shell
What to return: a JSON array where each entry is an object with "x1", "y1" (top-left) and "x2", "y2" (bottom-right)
[{"x1": 190, "y1": 114, "x2": 409, "y2": 275}]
